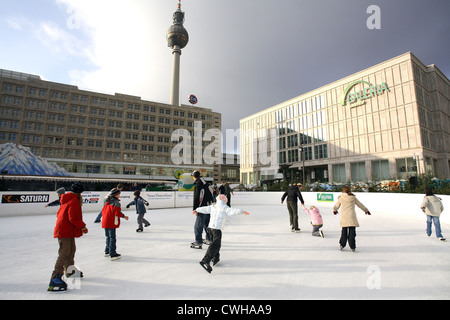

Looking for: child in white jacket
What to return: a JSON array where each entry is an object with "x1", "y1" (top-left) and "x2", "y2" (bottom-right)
[{"x1": 193, "y1": 194, "x2": 250, "y2": 273}]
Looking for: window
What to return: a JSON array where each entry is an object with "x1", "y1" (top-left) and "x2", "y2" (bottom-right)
[
  {"x1": 396, "y1": 158, "x2": 417, "y2": 178},
  {"x1": 333, "y1": 164, "x2": 346, "y2": 183},
  {"x1": 372, "y1": 160, "x2": 390, "y2": 180},
  {"x1": 351, "y1": 162, "x2": 366, "y2": 182},
  {"x1": 314, "y1": 144, "x2": 328, "y2": 159}
]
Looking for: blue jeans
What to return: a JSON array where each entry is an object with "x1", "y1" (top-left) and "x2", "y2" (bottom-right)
[
  {"x1": 105, "y1": 228, "x2": 117, "y2": 256},
  {"x1": 194, "y1": 213, "x2": 211, "y2": 244},
  {"x1": 426, "y1": 216, "x2": 443, "y2": 238},
  {"x1": 94, "y1": 211, "x2": 102, "y2": 222}
]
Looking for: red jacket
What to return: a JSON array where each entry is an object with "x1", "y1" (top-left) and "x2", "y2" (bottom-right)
[
  {"x1": 54, "y1": 193, "x2": 86, "y2": 239},
  {"x1": 102, "y1": 197, "x2": 125, "y2": 229}
]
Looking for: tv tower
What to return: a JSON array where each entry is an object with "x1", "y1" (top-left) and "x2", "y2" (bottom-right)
[{"x1": 167, "y1": 0, "x2": 189, "y2": 106}]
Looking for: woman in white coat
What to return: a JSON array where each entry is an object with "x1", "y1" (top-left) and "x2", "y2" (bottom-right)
[
  {"x1": 333, "y1": 186, "x2": 371, "y2": 251},
  {"x1": 193, "y1": 194, "x2": 250, "y2": 273}
]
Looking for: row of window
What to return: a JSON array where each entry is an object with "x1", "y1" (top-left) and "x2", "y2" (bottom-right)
[
  {"x1": 331, "y1": 157, "x2": 435, "y2": 182},
  {"x1": 279, "y1": 144, "x2": 328, "y2": 164},
  {"x1": 2, "y1": 102, "x2": 213, "y2": 124},
  {"x1": 2, "y1": 92, "x2": 214, "y2": 121},
  {"x1": 275, "y1": 95, "x2": 326, "y2": 123}
]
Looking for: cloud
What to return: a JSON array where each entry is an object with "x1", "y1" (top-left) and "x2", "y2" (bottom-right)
[
  {"x1": 5, "y1": 16, "x2": 28, "y2": 30},
  {"x1": 53, "y1": 0, "x2": 173, "y2": 101},
  {"x1": 33, "y1": 21, "x2": 84, "y2": 56},
  {"x1": 5, "y1": 13, "x2": 91, "y2": 65}
]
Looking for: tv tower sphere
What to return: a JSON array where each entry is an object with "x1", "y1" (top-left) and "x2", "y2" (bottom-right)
[{"x1": 167, "y1": 1, "x2": 189, "y2": 49}]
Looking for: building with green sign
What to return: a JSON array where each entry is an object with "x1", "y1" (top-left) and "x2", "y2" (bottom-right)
[{"x1": 240, "y1": 52, "x2": 450, "y2": 185}]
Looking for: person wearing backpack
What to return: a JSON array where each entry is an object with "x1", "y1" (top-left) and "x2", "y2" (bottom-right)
[{"x1": 191, "y1": 170, "x2": 212, "y2": 249}]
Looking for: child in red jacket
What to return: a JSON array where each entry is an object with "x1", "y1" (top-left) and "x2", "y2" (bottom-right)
[
  {"x1": 48, "y1": 182, "x2": 88, "y2": 293},
  {"x1": 102, "y1": 188, "x2": 129, "y2": 261}
]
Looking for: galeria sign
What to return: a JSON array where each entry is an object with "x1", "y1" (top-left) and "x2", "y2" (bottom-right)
[{"x1": 340, "y1": 80, "x2": 389, "y2": 108}]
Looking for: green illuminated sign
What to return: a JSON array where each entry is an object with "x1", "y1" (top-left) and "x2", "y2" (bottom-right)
[
  {"x1": 340, "y1": 81, "x2": 389, "y2": 108},
  {"x1": 317, "y1": 193, "x2": 334, "y2": 202}
]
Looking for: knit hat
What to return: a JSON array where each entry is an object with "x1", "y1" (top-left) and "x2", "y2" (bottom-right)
[
  {"x1": 109, "y1": 188, "x2": 121, "y2": 197},
  {"x1": 56, "y1": 187, "x2": 66, "y2": 196},
  {"x1": 70, "y1": 182, "x2": 85, "y2": 194}
]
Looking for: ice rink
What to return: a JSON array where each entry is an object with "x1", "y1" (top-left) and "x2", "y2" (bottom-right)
[{"x1": 0, "y1": 204, "x2": 449, "y2": 300}]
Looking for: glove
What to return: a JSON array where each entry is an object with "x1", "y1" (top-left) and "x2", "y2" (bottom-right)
[
  {"x1": 365, "y1": 211, "x2": 371, "y2": 215},
  {"x1": 333, "y1": 211, "x2": 338, "y2": 215},
  {"x1": 82, "y1": 227, "x2": 88, "y2": 234},
  {"x1": 126, "y1": 205, "x2": 130, "y2": 209}
]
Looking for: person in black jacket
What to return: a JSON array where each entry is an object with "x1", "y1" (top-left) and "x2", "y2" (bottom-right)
[
  {"x1": 281, "y1": 183, "x2": 305, "y2": 232},
  {"x1": 191, "y1": 171, "x2": 211, "y2": 248}
]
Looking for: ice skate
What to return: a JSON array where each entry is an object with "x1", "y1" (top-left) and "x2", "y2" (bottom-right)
[
  {"x1": 319, "y1": 230, "x2": 324, "y2": 238},
  {"x1": 47, "y1": 274, "x2": 67, "y2": 293},
  {"x1": 439, "y1": 237, "x2": 446, "y2": 242},
  {"x1": 203, "y1": 239, "x2": 211, "y2": 245},
  {"x1": 199, "y1": 261, "x2": 212, "y2": 273},
  {"x1": 190, "y1": 242, "x2": 202, "y2": 249},
  {"x1": 136, "y1": 227, "x2": 143, "y2": 232},
  {"x1": 110, "y1": 253, "x2": 122, "y2": 261}
]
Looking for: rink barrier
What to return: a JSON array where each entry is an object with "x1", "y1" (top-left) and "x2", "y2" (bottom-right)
[{"x1": 0, "y1": 191, "x2": 449, "y2": 224}]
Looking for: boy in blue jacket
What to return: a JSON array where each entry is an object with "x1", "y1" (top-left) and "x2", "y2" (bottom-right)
[{"x1": 126, "y1": 191, "x2": 150, "y2": 232}]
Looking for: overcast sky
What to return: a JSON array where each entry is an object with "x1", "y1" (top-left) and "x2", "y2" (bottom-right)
[{"x1": 1, "y1": 0, "x2": 449, "y2": 153}]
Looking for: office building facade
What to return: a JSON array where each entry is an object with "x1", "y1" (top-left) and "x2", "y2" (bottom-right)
[
  {"x1": 0, "y1": 69, "x2": 221, "y2": 181},
  {"x1": 240, "y1": 52, "x2": 450, "y2": 185}
]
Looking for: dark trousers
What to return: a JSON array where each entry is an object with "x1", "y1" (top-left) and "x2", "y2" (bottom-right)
[
  {"x1": 202, "y1": 228, "x2": 222, "y2": 264},
  {"x1": 104, "y1": 228, "x2": 117, "y2": 256},
  {"x1": 137, "y1": 213, "x2": 150, "y2": 229},
  {"x1": 287, "y1": 201, "x2": 299, "y2": 229},
  {"x1": 194, "y1": 212, "x2": 211, "y2": 244},
  {"x1": 51, "y1": 238, "x2": 76, "y2": 279},
  {"x1": 340, "y1": 227, "x2": 356, "y2": 249}
]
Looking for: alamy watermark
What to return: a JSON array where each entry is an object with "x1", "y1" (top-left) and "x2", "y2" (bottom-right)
[
  {"x1": 65, "y1": 265, "x2": 82, "y2": 290},
  {"x1": 171, "y1": 121, "x2": 279, "y2": 169},
  {"x1": 66, "y1": 7, "x2": 82, "y2": 30},
  {"x1": 367, "y1": 5, "x2": 381, "y2": 30},
  {"x1": 367, "y1": 265, "x2": 382, "y2": 290}
]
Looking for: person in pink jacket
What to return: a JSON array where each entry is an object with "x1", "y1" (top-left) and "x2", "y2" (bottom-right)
[{"x1": 302, "y1": 204, "x2": 324, "y2": 238}]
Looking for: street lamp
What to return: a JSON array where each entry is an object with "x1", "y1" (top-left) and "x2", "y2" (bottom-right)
[{"x1": 299, "y1": 141, "x2": 307, "y2": 185}]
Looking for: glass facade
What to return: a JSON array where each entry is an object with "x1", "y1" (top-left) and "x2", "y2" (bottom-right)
[{"x1": 240, "y1": 52, "x2": 450, "y2": 185}]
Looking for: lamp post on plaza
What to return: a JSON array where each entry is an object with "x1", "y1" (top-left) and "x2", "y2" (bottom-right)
[{"x1": 299, "y1": 141, "x2": 307, "y2": 185}]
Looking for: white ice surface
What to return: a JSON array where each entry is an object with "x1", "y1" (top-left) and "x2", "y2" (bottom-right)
[{"x1": 0, "y1": 204, "x2": 449, "y2": 300}]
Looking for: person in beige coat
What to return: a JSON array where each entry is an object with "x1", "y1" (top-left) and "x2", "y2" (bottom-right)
[
  {"x1": 333, "y1": 186, "x2": 371, "y2": 251},
  {"x1": 421, "y1": 187, "x2": 445, "y2": 241}
]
